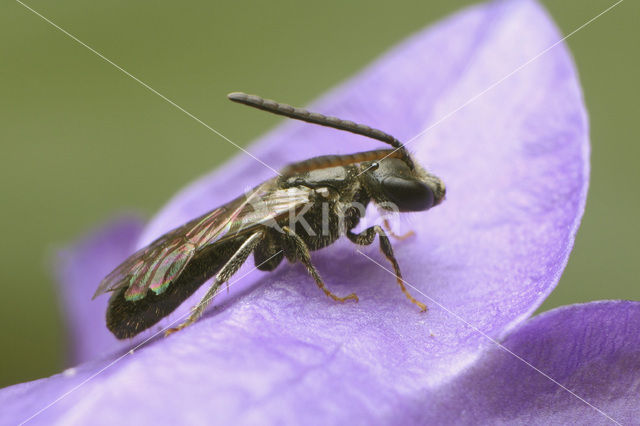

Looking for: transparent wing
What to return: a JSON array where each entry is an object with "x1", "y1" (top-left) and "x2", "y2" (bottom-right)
[{"x1": 92, "y1": 179, "x2": 313, "y2": 301}]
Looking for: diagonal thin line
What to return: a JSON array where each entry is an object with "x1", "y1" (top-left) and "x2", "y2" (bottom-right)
[
  {"x1": 357, "y1": 250, "x2": 621, "y2": 425},
  {"x1": 15, "y1": 0, "x2": 282, "y2": 177},
  {"x1": 20, "y1": 249, "x2": 284, "y2": 425},
  {"x1": 358, "y1": 0, "x2": 624, "y2": 176}
]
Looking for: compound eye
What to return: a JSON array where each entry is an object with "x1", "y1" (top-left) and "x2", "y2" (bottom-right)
[{"x1": 381, "y1": 176, "x2": 434, "y2": 212}]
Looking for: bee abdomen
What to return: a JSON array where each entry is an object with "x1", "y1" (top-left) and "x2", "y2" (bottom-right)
[{"x1": 106, "y1": 238, "x2": 244, "y2": 339}]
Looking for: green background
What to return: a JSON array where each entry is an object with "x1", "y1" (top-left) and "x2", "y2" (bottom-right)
[{"x1": 1, "y1": 0, "x2": 638, "y2": 387}]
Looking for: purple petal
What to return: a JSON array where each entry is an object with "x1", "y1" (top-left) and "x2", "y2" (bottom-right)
[
  {"x1": 55, "y1": 216, "x2": 144, "y2": 362},
  {"x1": 28, "y1": 0, "x2": 593, "y2": 423},
  {"x1": 118, "y1": 0, "x2": 587, "y2": 362},
  {"x1": 4, "y1": 300, "x2": 639, "y2": 425},
  {"x1": 422, "y1": 301, "x2": 640, "y2": 424}
]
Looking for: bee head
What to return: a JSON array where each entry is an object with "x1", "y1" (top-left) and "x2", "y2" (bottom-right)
[{"x1": 362, "y1": 156, "x2": 445, "y2": 212}]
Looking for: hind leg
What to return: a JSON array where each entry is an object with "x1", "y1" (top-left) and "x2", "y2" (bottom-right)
[{"x1": 165, "y1": 231, "x2": 265, "y2": 336}]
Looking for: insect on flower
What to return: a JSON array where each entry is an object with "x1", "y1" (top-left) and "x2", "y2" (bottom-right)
[{"x1": 93, "y1": 93, "x2": 446, "y2": 339}]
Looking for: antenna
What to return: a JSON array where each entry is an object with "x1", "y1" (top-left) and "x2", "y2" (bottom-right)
[{"x1": 227, "y1": 92, "x2": 413, "y2": 168}]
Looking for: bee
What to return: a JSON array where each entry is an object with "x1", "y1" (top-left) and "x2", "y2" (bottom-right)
[{"x1": 93, "y1": 92, "x2": 446, "y2": 339}]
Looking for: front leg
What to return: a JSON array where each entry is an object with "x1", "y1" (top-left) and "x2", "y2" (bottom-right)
[
  {"x1": 383, "y1": 218, "x2": 415, "y2": 241},
  {"x1": 282, "y1": 226, "x2": 358, "y2": 303},
  {"x1": 347, "y1": 226, "x2": 427, "y2": 311}
]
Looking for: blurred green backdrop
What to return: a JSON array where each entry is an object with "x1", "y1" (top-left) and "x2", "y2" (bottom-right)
[{"x1": 1, "y1": 0, "x2": 638, "y2": 387}]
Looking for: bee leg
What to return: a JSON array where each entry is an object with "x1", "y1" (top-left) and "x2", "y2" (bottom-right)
[
  {"x1": 347, "y1": 226, "x2": 427, "y2": 312},
  {"x1": 282, "y1": 226, "x2": 358, "y2": 303},
  {"x1": 383, "y1": 218, "x2": 415, "y2": 241},
  {"x1": 165, "y1": 231, "x2": 264, "y2": 336}
]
